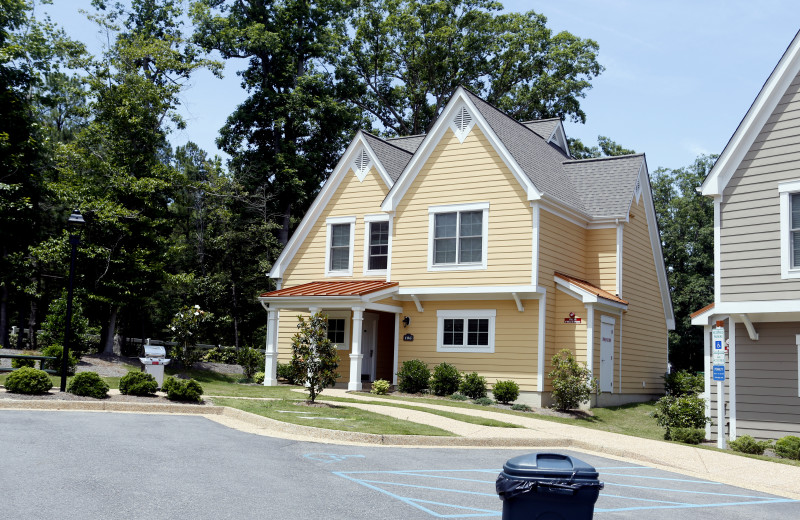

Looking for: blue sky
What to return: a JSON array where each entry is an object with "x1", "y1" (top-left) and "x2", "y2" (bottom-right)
[{"x1": 41, "y1": 0, "x2": 800, "y2": 172}]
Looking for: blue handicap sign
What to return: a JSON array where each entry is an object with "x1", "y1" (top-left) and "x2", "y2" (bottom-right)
[
  {"x1": 714, "y1": 340, "x2": 723, "y2": 350},
  {"x1": 712, "y1": 365, "x2": 725, "y2": 381}
]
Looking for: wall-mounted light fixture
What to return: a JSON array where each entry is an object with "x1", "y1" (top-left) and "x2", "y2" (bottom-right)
[{"x1": 402, "y1": 316, "x2": 410, "y2": 328}]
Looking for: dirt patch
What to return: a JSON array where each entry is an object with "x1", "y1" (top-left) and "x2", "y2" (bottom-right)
[
  {"x1": 294, "y1": 401, "x2": 340, "y2": 408},
  {"x1": 0, "y1": 388, "x2": 209, "y2": 405}
]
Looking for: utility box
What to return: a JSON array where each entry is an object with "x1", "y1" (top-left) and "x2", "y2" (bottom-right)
[
  {"x1": 139, "y1": 341, "x2": 171, "y2": 389},
  {"x1": 496, "y1": 452, "x2": 603, "y2": 520}
]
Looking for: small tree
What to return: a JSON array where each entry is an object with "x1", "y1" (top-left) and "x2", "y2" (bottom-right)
[
  {"x1": 549, "y1": 348, "x2": 598, "y2": 411},
  {"x1": 290, "y1": 312, "x2": 339, "y2": 403},
  {"x1": 169, "y1": 305, "x2": 212, "y2": 368},
  {"x1": 39, "y1": 291, "x2": 90, "y2": 356}
]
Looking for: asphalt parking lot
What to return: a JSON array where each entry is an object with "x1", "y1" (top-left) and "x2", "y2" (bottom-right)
[{"x1": 2, "y1": 411, "x2": 798, "y2": 519}]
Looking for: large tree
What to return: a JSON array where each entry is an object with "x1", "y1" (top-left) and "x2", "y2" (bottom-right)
[{"x1": 652, "y1": 155, "x2": 716, "y2": 371}]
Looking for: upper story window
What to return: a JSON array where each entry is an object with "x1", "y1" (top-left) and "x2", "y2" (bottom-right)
[
  {"x1": 363, "y1": 214, "x2": 390, "y2": 275},
  {"x1": 325, "y1": 216, "x2": 355, "y2": 277},
  {"x1": 428, "y1": 202, "x2": 489, "y2": 271},
  {"x1": 778, "y1": 181, "x2": 800, "y2": 279}
]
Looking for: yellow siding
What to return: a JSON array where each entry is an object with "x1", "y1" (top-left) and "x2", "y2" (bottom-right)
[
  {"x1": 282, "y1": 166, "x2": 389, "y2": 285},
  {"x1": 391, "y1": 127, "x2": 533, "y2": 286},
  {"x1": 621, "y1": 197, "x2": 668, "y2": 393},
  {"x1": 397, "y1": 299, "x2": 540, "y2": 391},
  {"x1": 553, "y1": 287, "x2": 588, "y2": 364},
  {"x1": 276, "y1": 309, "x2": 354, "y2": 384},
  {"x1": 585, "y1": 228, "x2": 618, "y2": 293}
]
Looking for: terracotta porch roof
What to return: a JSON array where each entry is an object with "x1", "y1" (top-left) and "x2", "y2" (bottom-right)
[
  {"x1": 260, "y1": 280, "x2": 398, "y2": 298},
  {"x1": 554, "y1": 272, "x2": 628, "y2": 305},
  {"x1": 690, "y1": 302, "x2": 715, "y2": 318}
]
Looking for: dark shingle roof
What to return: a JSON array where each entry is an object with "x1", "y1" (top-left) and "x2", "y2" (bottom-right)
[
  {"x1": 386, "y1": 134, "x2": 426, "y2": 153},
  {"x1": 521, "y1": 119, "x2": 561, "y2": 140},
  {"x1": 563, "y1": 154, "x2": 644, "y2": 218},
  {"x1": 362, "y1": 132, "x2": 413, "y2": 182}
]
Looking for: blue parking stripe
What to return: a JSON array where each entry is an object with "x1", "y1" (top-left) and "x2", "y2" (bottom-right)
[
  {"x1": 601, "y1": 493, "x2": 693, "y2": 506},
  {"x1": 355, "y1": 478, "x2": 498, "y2": 497},
  {"x1": 602, "y1": 472, "x2": 723, "y2": 484},
  {"x1": 596, "y1": 498, "x2": 798, "y2": 513},
  {"x1": 606, "y1": 482, "x2": 779, "y2": 499},
  {"x1": 392, "y1": 471, "x2": 495, "y2": 484}
]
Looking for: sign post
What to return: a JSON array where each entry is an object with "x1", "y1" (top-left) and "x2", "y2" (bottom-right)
[{"x1": 712, "y1": 324, "x2": 726, "y2": 449}]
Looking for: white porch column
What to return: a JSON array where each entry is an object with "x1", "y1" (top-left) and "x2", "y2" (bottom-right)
[
  {"x1": 263, "y1": 308, "x2": 279, "y2": 386},
  {"x1": 729, "y1": 315, "x2": 737, "y2": 441},
  {"x1": 348, "y1": 307, "x2": 365, "y2": 391},
  {"x1": 703, "y1": 323, "x2": 711, "y2": 440},
  {"x1": 585, "y1": 304, "x2": 595, "y2": 376}
]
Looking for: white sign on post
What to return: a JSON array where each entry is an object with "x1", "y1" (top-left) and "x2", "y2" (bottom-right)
[{"x1": 712, "y1": 327, "x2": 726, "y2": 365}]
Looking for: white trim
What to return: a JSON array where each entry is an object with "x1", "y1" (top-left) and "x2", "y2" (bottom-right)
[
  {"x1": 586, "y1": 304, "x2": 595, "y2": 376},
  {"x1": 703, "y1": 324, "x2": 711, "y2": 440},
  {"x1": 397, "y1": 285, "x2": 540, "y2": 297},
  {"x1": 737, "y1": 313, "x2": 759, "y2": 341},
  {"x1": 796, "y1": 334, "x2": 800, "y2": 398},
  {"x1": 714, "y1": 197, "x2": 722, "y2": 301},
  {"x1": 351, "y1": 147, "x2": 373, "y2": 183},
  {"x1": 325, "y1": 310, "x2": 352, "y2": 351},
  {"x1": 348, "y1": 307, "x2": 365, "y2": 391},
  {"x1": 263, "y1": 309, "x2": 279, "y2": 386},
  {"x1": 599, "y1": 314, "x2": 616, "y2": 393},
  {"x1": 616, "y1": 223, "x2": 624, "y2": 297},
  {"x1": 427, "y1": 202, "x2": 489, "y2": 271},
  {"x1": 449, "y1": 103, "x2": 476, "y2": 143},
  {"x1": 537, "y1": 289, "x2": 547, "y2": 392},
  {"x1": 325, "y1": 216, "x2": 356, "y2": 277},
  {"x1": 618, "y1": 311, "x2": 624, "y2": 394},
  {"x1": 553, "y1": 276, "x2": 628, "y2": 310},
  {"x1": 386, "y1": 211, "x2": 394, "y2": 282},
  {"x1": 531, "y1": 201, "x2": 540, "y2": 286},
  {"x1": 547, "y1": 122, "x2": 570, "y2": 157},
  {"x1": 381, "y1": 87, "x2": 541, "y2": 212},
  {"x1": 540, "y1": 200, "x2": 588, "y2": 228},
  {"x1": 729, "y1": 315, "x2": 737, "y2": 441},
  {"x1": 436, "y1": 309, "x2": 496, "y2": 353},
  {"x1": 362, "y1": 213, "x2": 391, "y2": 277},
  {"x1": 691, "y1": 299, "x2": 800, "y2": 324},
  {"x1": 701, "y1": 31, "x2": 800, "y2": 197},
  {"x1": 512, "y1": 292, "x2": 524, "y2": 312},
  {"x1": 410, "y1": 295, "x2": 424, "y2": 313},
  {"x1": 778, "y1": 181, "x2": 800, "y2": 279}
]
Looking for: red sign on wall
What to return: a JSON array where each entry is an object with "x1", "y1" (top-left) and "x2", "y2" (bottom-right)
[{"x1": 564, "y1": 312, "x2": 582, "y2": 324}]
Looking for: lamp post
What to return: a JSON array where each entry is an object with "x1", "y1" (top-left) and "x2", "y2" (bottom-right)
[{"x1": 61, "y1": 209, "x2": 84, "y2": 392}]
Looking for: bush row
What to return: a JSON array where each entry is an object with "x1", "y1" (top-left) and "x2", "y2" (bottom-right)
[{"x1": 395, "y1": 359, "x2": 520, "y2": 404}]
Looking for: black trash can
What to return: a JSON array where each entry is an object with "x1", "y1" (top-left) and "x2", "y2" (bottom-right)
[{"x1": 496, "y1": 452, "x2": 604, "y2": 520}]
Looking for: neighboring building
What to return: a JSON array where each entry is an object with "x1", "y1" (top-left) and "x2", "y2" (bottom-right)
[
  {"x1": 259, "y1": 87, "x2": 673, "y2": 407},
  {"x1": 692, "y1": 31, "x2": 800, "y2": 440}
]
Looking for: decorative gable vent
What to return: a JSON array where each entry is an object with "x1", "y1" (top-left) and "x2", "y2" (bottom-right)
[
  {"x1": 451, "y1": 105, "x2": 474, "y2": 143},
  {"x1": 634, "y1": 176, "x2": 642, "y2": 203},
  {"x1": 351, "y1": 147, "x2": 372, "y2": 182}
]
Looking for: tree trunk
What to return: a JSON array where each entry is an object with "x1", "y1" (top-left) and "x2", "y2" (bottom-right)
[
  {"x1": 102, "y1": 306, "x2": 119, "y2": 355},
  {"x1": 27, "y1": 298, "x2": 38, "y2": 350},
  {"x1": 231, "y1": 279, "x2": 240, "y2": 349},
  {"x1": 278, "y1": 203, "x2": 292, "y2": 246}
]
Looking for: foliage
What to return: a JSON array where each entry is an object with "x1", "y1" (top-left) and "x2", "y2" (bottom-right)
[
  {"x1": 459, "y1": 372, "x2": 487, "y2": 399},
  {"x1": 396, "y1": 359, "x2": 431, "y2": 394},
  {"x1": 371, "y1": 379, "x2": 391, "y2": 395},
  {"x1": 652, "y1": 394, "x2": 708, "y2": 440},
  {"x1": 202, "y1": 347, "x2": 238, "y2": 364},
  {"x1": 429, "y1": 362, "x2": 461, "y2": 396},
  {"x1": 67, "y1": 371, "x2": 109, "y2": 399},
  {"x1": 729, "y1": 435, "x2": 772, "y2": 455},
  {"x1": 652, "y1": 156, "x2": 716, "y2": 371},
  {"x1": 290, "y1": 312, "x2": 340, "y2": 402},
  {"x1": 237, "y1": 346, "x2": 265, "y2": 380},
  {"x1": 162, "y1": 376, "x2": 204, "y2": 403},
  {"x1": 41, "y1": 344, "x2": 79, "y2": 375},
  {"x1": 343, "y1": 0, "x2": 602, "y2": 136},
  {"x1": 253, "y1": 372, "x2": 265, "y2": 385},
  {"x1": 492, "y1": 380, "x2": 520, "y2": 404},
  {"x1": 169, "y1": 305, "x2": 212, "y2": 368},
  {"x1": 568, "y1": 136, "x2": 635, "y2": 159},
  {"x1": 670, "y1": 427, "x2": 705, "y2": 445},
  {"x1": 119, "y1": 371, "x2": 158, "y2": 396},
  {"x1": 774, "y1": 436, "x2": 800, "y2": 460},
  {"x1": 663, "y1": 370, "x2": 704, "y2": 396},
  {"x1": 449, "y1": 393, "x2": 468, "y2": 401},
  {"x1": 11, "y1": 350, "x2": 36, "y2": 369},
  {"x1": 511, "y1": 403, "x2": 532, "y2": 412},
  {"x1": 38, "y1": 291, "x2": 91, "y2": 355},
  {"x1": 473, "y1": 396, "x2": 494, "y2": 406},
  {"x1": 277, "y1": 362, "x2": 300, "y2": 384},
  {"x1": 549, "y1": 349, "x2": 597, "y2": 411},
  {"x1": 5, "y1": 367, "x2": 53, "y2": 394}
]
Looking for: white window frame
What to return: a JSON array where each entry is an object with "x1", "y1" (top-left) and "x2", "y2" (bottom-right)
[
  {"x1": 325, "y1": 216, "x2": 356, "y2": 277},
  {"x1": 363, "y1": 214, "x2": 391, "y2": 276},
  {"x1": 779, "y1": 181, "x2": 800, "y2": 279},
  {"x1": 326, "y1": 311, "x2": 351, "y2": 351},
  {"x1": 427, "y1": 202, "x2": 489, "y2": 271},
  {"x1": 436, "y1": 309, "x2": 496, "y2": 353}
]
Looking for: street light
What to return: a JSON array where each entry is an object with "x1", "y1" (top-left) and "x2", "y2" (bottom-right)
[{"x1": 61, "y1": 209, "x2": 84, "y2": 392}]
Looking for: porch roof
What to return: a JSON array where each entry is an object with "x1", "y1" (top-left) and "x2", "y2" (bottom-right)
[
  {"x1": 260, "y1": 280, "x2": 398, "y2": 298},
  {"x1": 554, "y1": 272, "x2": 628, "y2": 306}
]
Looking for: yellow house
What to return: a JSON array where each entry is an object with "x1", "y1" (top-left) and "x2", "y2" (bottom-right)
[{"x1": 259, "y1": 87, "x2": 674, "y2": 407}]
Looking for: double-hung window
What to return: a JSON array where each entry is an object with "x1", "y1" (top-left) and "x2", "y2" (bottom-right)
[
  {"x1": 326, "y1": 312, "x2": 350, "y2": 350},
  {"x1": 364, "y1": 215, "x2": 390, "y2": 274},
  {"x1": 325, "y1": 216, "x2": 355, "y2": 276},
  {"x1": 437, "y1": 310, "x2": 496, "y2": 353},
  {"x1": 428, "y1": 202, "x2": 489, "y2": 270},
  {"x1": 778, "y1": 182, "x2": 800, "y2": 278}
]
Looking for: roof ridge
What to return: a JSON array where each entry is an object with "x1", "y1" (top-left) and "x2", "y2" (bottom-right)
[
  {"x1": 461, "y1": 87, "x2": 551, "y2": 142},
  {"x1": 361, "y1": 130, "x2": 413, "y2": 155},
  {"x1": 563, "y1": 153, "x2": 644, "y2": 164},
  {"x1": 386, "y1": 133, "x2": 426, "y2": 140},
  {"x1": 520, "y1": 117, "x2": 562, "y2": 124}
]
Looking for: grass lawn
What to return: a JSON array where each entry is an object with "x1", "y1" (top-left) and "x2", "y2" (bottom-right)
[{"x1": 213, "y1": 397, "x2": 455, "y2": 436}]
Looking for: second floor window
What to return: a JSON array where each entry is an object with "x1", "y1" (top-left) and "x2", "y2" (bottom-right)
[
  {"x1": 368, "y1": 221, "x2": 389, "y2": 270},
  {"x1": 329, "y1": 223, "x2": 351, "y2": 271},
  {"x1": 434, "y1": 210, "x2": 482, "y2": 264},
  {"x1": 792, "y1": 193, "x2": 800, "y2": 268}
]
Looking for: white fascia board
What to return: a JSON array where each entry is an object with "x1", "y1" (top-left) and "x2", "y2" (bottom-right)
[
  {"x1": 554, "y1": 278, "x2": 628, "y2": 311},
  {"x1": 539, "y1": 198, "x2": 590, "y2": 228},
  {"x1": 639, "y1": 160, "x2": 675, "y2": 330},
  {"x1": 695, "y1": 300, "x2": 800, "y2": 321},
  {"x1": 257, "y1": 295, "x2": 402, "y2": 314},
  {"x1": 361, "y1": 285, "x2": 400, "y2": 302},
  {"x1": 690, "y1": 306, "x2": 717, "y2": 326},
  {"x1": 381, "y1": 87, "x2": 541, "y2": 212},
  {"x1": 270, "y1": 132, "x2": 372, "y2": 279},
  {"x1": 397, "y1": 285, "x2": 540, "y2": 296},
  {"x1": 701, "y1": 30, "x2": 800, "y2": 197}
]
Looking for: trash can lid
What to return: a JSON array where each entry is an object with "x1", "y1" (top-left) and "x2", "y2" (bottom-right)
[{"x1": 502, "y1": 453, "x2": 598, "y2": 480}]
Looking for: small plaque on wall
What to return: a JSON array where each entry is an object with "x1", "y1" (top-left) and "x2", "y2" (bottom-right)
[{"x1": 403, "y1": 334, "x2": 414, "y2": 341}]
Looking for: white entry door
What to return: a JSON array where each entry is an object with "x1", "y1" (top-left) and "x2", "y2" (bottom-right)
[
  {"x1": 361, "y1": 314, "x2": 378, "y2": 381},
  {"x1": 600, "y1": 316, "x2": 615, "y2": 393}
]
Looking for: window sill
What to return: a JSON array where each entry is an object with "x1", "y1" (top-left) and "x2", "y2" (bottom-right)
[
  {"x1": 437, "y1": 345, "x2": 494, "y2": 354},
  {"x1": 325, "y1": 271, "x2": 353, "y2": 278},
  {"x1": 428, "y1": 263, "x2": 486, "y2": 272}
]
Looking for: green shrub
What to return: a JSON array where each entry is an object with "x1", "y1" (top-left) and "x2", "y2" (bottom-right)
[
  {"x1": 11, "y1": 350, "x2": 36, "y2": 369},
  {"x1": 41, "y1": 345, "x2": 79, "y2": 375},
  {"x1": 652, "y1": 394, "x2": 708, "y2": 440},
  {"x1": 253, "y1": 372, "x2": 265, "y2": 385},
  {"x1": 663, "y1": 370, "x2": 704, "y2": 396},
  {"x1": 371, "y1": 379, "x2": 391, "y2": 395},
  {"x1": 119, "y1": 371, "x2": 158, "y2": 396},
  {"x1": 729, "y1": 434, "x2": 772, "y2": 455},
  {"x1": 429, "y1": 363, "x2": 461, "y2": 396},
  {"x1": 202, "y1": 347, "x2": 238, "y2": 364},
  {"x1": 39, "y1": 290, "x2": 90, "y2": 355},
  {"x1": 492, "y1": 380, "x2": 520, "y2": 404},
  {"x1": 511, "y1": 403, "x2": 532, "y2": 412},
  {"x1": 5, "y1": 367, "x2": 53, "y2": 394},
  {"x1": 774, "y1": 435, "x2": 800, "y2": 460},
  {"x1": 459, "y1": 372, "x2": 487, "y2": 399},
  {"x1": 449, "y1": 393, "x2": 468, "y2": 401},
  {"x1": 473, "y1": 397, "x2": 494, "y2": 406},
  {"x1": 397, "y1": 359, "x2": 430, "y2": 394},
  {"x1": 549, "y1": 349, "x2": 597, "y2": 411},
  {"x1": 277, "y1": 362, "x2": 300, "y2": 384},
  {"x1": 162, "y1": 376, "x2": 204, "y2": 403},
  {"x1": 67, "y1": 371, "x2": 109, "y2": 399},
  {"x1": 670, "y1": 427, "x2": 705, "y2": 445},
  {"x1": 237, "y1": 346, "x2": 265, "y2": 380}
]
